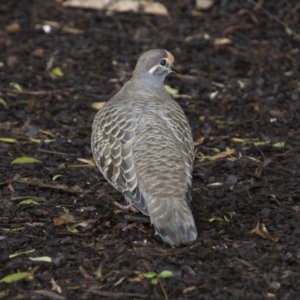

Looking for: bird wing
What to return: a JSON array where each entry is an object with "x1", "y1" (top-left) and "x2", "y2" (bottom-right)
[
  {"x1": 131, "y1": 109, "x2": 196, "y2": 245},
  {"x1": 158, "y1": 101, "x2": 194, "y2": 202},
  {"x1": 91, "y1": 103, "x2": 148, "y2": 215}
]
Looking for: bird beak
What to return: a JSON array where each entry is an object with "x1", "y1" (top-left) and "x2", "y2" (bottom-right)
[{"x1": 171, "y1": 65, "x2": 180, "y2": 74}]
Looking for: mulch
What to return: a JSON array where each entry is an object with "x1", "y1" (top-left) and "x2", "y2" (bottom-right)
[{"x1": 0, "y1": 0, "x2": 300, "y2": 299}]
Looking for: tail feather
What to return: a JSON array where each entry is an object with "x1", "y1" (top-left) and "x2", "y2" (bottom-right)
[{"x1": 146, "y1": 196, "x2": 197, "y2": 246}]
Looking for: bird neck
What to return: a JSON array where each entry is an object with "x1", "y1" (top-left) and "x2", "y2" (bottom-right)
[{"x1": 131, "y1": 73, "x2": 166, "y2": 90}]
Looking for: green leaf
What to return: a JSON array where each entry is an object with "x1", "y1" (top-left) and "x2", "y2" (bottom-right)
[
  {"x1": 143, "y1": 272, "x2": 157, "y2": 279},
  {"x1": 0, "y1": 290, "x2": 9, "y2": 298},
  {"x1": 284, "y1": 24, "x2": 293, "y2": 36},
  {"x1": 9, "y1": 249, "x2": 35, "y2": 259},
  {"x1": 0, "y1": 138, "x2": 16, "y2": 143},
  {"x1": 209, "y1": 217, "x2": 224, "y2": 222},
  {"x1": 207, "y1": 147, "x2": 221, "y2": 153},
  {"x1": 0, "y1": 61, "x2": 4, "y2": 68},
  {"x1": 9, "y1": 82, "x2": 22, "y2": 92},
  {"x1": 232, "y1": 137, "x2": 245, "y2": 143},
  {"x1": 215, "y1": 120, "x2": 235, "y2": 125},
  {"x1": 272, "y1": 142, "x2": 285, "y2": 148},
  {"x1": 198, "y1": 156, "x2": 213, "y2": 162},
  {"x1": 53, "y1": 174, "x2": 63, "y2": 181},
  {"x1": 51, "y1": 67, "x2": 64, "y2": 77},
  {"x1": 253, "y1": 141, "x2": 268, "y2": 146},
  {"x1": 38, "y1": 129, "x2": 55, "y2": 138},
  {"x1": 62, "y1": 207, "x2": 69, "y2": 214},
  {"x1": 0, "y1": 272, "x2": 30, "y2": 283},
  {"x1": 151, "y1": 277, "x2": 159, "y2": 285},
  {"x1": 11, "y1": 157, "x2": 42, "y2": 164},
  {"x1": 75, "y1": 222, "x2": 88, "y2": 228},
  {"x1": 158, "y1": 270, "x2": 173, "y2": 278},
  {"x1": 29, "y1": 138, "x2": 56, "y2": 144},
  {"x1": 223, "y1": 215, "x2": 230, "y2": 223},
  {"x1": 18, "y1": 200, "x2": 40, "y2": 206},
  {"x1": 66, "y1": 224, "x2": 78, "y2": 233},
  {"x1": 164, "y1": 85, "x2": 179, "y2": 95},
  {"x1": 193, "y1": 188, "x2": 202, "y2": 194},
  {"x1": 113, "y1": 276, "x2": 126, "y2": 287},
  {"x1": 0, "y1": 98, "x2": 8, "y2": 109}
]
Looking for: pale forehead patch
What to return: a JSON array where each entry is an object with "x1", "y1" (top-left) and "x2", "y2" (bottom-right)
[{"x1": 165, "y1": 51, "x2": 174, "y2": 65}]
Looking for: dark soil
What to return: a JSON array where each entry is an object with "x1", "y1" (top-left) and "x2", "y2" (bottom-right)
[{"x1": 1, "y1": 0, "x2": 300, "y2": 299}]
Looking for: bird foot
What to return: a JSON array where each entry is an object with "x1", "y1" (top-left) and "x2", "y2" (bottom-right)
[{"x1": 113, "y1": 201, "x2": 139, "y2": 212}]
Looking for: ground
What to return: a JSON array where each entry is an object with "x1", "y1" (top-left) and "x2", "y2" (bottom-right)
[{"x1": 0, "y1": 0, "x2": 300, "y2": 299}]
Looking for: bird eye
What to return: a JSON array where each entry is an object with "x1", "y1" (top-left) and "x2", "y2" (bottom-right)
[{"x1": 160, "y1": 59, "x2": 167, "y2": 67}]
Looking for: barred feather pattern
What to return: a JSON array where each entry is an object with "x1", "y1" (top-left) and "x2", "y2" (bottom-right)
[{"x1": 91, "y1": 78, "x2": 197, "y2": 245}]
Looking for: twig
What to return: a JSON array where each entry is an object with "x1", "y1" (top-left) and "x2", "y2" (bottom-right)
[
  {"x1": 124, "y1": 214, "x2": 151, "y2": 223},
  {"x1": 172, "y1": 94, "x2": 192, "y2": 99},
  {"x1": 37, "y1": 148, "x2": 77, "y2": 156},
  {"x1": 0, "y1": 87, "x2": 74, "y2": 96},
  {"x1": 247, "y1": 0, "x2": 300, "y2": 42},
  {"x1": 0, "y1": 175, "x2": 83, "y2": 194},
  {"x1": 87, "y1": 289, "x2": 148, "y2": 298},
  {"x1": 159, "y1": 280, "x2": 169, "y2": 300}
]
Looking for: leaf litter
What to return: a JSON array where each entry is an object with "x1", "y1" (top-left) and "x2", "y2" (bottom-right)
[{"x1": 0, "y1": 0, "x2": 300, "y2": 299}]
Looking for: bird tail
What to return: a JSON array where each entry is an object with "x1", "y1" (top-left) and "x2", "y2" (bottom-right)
[{"x1": 146, "y1": 195, "x2": 197, "y2": 246}]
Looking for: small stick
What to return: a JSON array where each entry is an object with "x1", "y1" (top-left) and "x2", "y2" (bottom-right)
[
  {"x1": 0, "y1": 87, "x2": 74, "y2": 96},
  {"x1": 37, "y1": 148, "x2": 76, "y2": 156}
]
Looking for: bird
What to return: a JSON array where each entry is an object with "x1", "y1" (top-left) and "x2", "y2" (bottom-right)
[{"x1": 91, "y1": 49, "x2": 197, "y2": 246}]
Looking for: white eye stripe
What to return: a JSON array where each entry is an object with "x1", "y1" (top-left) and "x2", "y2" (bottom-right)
[{"x1": 148, "y1": 65, "x2": 159, "y2": 74}]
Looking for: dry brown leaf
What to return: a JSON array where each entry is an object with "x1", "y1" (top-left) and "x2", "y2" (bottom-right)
[
  {"x1": 77, "y1": 158, "x2": 96, "y2": 166},
  {"x1": 79, "y1": 266, "x2": 94, "y2": 280},
  {"x1": 253, "y1": 221, "x2": 280, "y2": 242},
  {"x1": 199, "y1": 115, "x2": 206, "y2": 122},
  {"x1": 183, "y1": 285, "x2": 198, "y2": 294},
  {"x1": 6, "y1": 22, "x2": 21, "y2": 34},
  {"x1": 76, "y1": 206, "x2": 97, "y2": 212},
  {"x1": 105, "y1": 220, "x2": 111, "y2": 227},
  {"x1": 62, "y1": 26, "x2": 85, "y2": 34},
  {"x1": 81, "y1": 219, "x2": 97, "y2": 224},
  {"x1": 62, "y1": 0, "x2": 169, "y2": 16},
  {"x1": 195, "y1": 0, "x2": 214, "y2": 10},
  {"x1": 113, "y1": 222, "x2": 123, "y2": 230},
  {"x1": 127, "y1": 273, "x2": 144, "y2": 282},
  {"x1": 7, "y1": 183, "x2": 15, "y2": 192},
  {"x1": 32, "y1": 48, "x2": 45, "y2": 57},
  {"x1": 43, "y1": 20, "x2": 60, "y2": 28},
  {"x1": 255, "y1": 165, "x2": 264, "y2": 178},
  {"x1": 6, "y1": 55, "x2": 18, "y2": 68},
  {"x1": 211, "y1": 149, "x2": 235, "y2": 160},
  {"x1": 53, "y1": 214, "x2": 76, "y2": 226},
  {"x1": 214, "y1": 37, "x2": 232, "y2": 47},
  {"x1": 194, "y1": 137, "x2": 205, "y2": 146}
]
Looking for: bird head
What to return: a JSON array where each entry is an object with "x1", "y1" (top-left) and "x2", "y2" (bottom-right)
[{"x1": 132, "y1": 49, "x2": 177, "y2": 88}]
